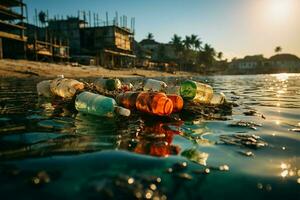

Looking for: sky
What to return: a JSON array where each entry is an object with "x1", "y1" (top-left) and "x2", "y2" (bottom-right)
[{"x1": 24, "y1": 0, "x2": 300, "y2": 60}]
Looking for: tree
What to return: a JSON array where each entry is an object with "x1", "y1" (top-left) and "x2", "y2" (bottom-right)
[
  {"x1": 217, "y1": 52, "x2": 223, "y2": 60},
  {"x1": 190, "y1": 34, "x2": 202, "y2": 51},
  {"x1": 147, "y1": 33, "x2": 154, "y2": 40},
  {"x1": 275, "y1": 46, "x2": 282, "y2": 54},
  {"x1": 183, "y1": 36, "x2": 192, "y2": 50}
]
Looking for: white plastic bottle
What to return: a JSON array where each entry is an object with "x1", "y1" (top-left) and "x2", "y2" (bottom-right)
[
  {"x1": 75, "y1": 91, "x2": 130, "y2": 117},
  {"x1": 50, "y1": 78, "x2": 84, "y2": 98},
  {"x1": 143, "y1": 79, "x2": 167, "y2": 92},
  {"x1": 36, "y1": 80, "x2": 52, "y2": 97}
]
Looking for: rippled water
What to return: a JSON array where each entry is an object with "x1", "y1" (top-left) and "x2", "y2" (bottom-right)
[{"x1": 0, "y1": 74, "x2": 300, "y2": 200}]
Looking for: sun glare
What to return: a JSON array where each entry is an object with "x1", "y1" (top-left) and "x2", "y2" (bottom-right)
[{"x1": 267, "y1": 0, "x2": 294, "y2": 21}]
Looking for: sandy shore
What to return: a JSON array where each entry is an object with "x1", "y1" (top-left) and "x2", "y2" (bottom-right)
[{"x1": 0, "y1": 59, "x2": 197, "y2": 78}]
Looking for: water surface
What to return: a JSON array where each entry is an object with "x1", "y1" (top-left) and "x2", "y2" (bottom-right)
[{"x1": 0, "y1": 74, "x2": 299, "y2": 199}]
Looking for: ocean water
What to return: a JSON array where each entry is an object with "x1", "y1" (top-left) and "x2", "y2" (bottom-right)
[{"x1": 0, "y1": 74, "x2": 299, "y2": 200}]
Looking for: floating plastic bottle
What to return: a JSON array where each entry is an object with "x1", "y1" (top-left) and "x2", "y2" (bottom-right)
[
  {"x1": 75, "y1": 91, "x2": 130, "y2": 117},
  {"x1": 165, "y1": 86, "x2": 181, "y2": 95},
  {"x1": 94, "y1": 78, "x2": 122, "y2": 92},
  {"x1": 36, "y1": 80, "x2": 52, "y2": 98},
  {"x1": 143, "y1": 79, "x2": 167, "y2": 92},
  {"x1": 135, "y1": 92, "x2": 173, "y2": 116},
  {"x1": 116, "y1": 91, "x2": 140, "y2": 109},
  {"x1": 167, "y1": 94, "x2": 184, "y2": 113},
  {"x1": 50, "y1": 78, "x2": 84, "y2": 98},
  {"x1": 210, "y1": 92, "x2": 226, "y2": 105},
  {"x1": 180, "y1": 80, "x2": 213, "y2": 103}
]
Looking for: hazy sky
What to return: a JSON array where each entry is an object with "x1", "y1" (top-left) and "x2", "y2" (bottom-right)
[{"x1": 24, "y1": 0, "x2": 300, "y2": 60}]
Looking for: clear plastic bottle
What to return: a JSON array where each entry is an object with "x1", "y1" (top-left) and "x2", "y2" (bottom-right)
[
  {"x1": 180, "y1": 80, "x2": 213, "y2": 103},
  {"x1": 94, "y1": 78, "x2": 122, "y2": 92},
  {"x1": 135, "y1": 92, "x2": 173, "y2": 116},
  {"x1": 210, "y1": 92, "x2": 226, "y2": 105},
  {"x1": 165, "y1": 86, "x2": 181, "y2": 95},
  {"x1": 50, "y1": 78, "x2": 84, "y2": 98},
  {"x1": 37, "y1": 80, "x2": 52, "y2": 98},
  {"x1": 75, "y1": 91, "x2": 130, "y2": 117},
  {"x1": 143, "y1": 79, "x2": 167, "y2": 92}
]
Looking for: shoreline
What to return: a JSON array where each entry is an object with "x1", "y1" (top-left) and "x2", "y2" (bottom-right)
[{"x1": 0, "y1": 59, "x2": 198, "y2": 78}]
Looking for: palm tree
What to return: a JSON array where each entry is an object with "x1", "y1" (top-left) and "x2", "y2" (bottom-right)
[
  {"x1": 147, "y1": 33, "x2": 154, "y2": 40},
  {"x1": 190, "y1": 34, "x2": 202, "y2": 51},
  {"x1": 217, "y1": 52, "x2": 223, "y2": 60},
  {"x1": 274, "y1": 46, "x2": 282, "y2": 54},
  {"x1": 183, "y1": 36, "x2": 192, "y2": 50}
]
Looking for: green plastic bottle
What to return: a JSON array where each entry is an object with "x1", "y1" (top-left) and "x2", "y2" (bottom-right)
[
  {"x1": 75, "y1": 92, "x2": 130, "y2": 117},
  {"x1": 180, "y1": 80, "x2": 213, "y2": 103}
]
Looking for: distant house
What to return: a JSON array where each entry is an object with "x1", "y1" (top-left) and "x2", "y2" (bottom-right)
[
  {"x1": 269, "y1": 54, "x2": 300, "y2": 71},
  {"x1": 229, "y1": 55, "x2": 267, "y2": 71}
]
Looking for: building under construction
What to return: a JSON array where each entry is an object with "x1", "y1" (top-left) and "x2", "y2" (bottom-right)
[
  {"x1": 0, "y1": 0, "x2": 27, "y2": 59},
  {"x1": 48, "y1": 13, "x2": 136, "y2": 68}
]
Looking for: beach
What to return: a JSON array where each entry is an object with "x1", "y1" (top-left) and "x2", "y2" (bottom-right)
[{"x1": 0, "y1": 59, "x2": 196, "y2": 78}]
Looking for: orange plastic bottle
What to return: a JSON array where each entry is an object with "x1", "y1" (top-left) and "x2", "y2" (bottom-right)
[
  {"x1": 167, "y1": 94, "x2": 184, "y2": 113},
  {"x1": 116, "y1": 92, "x2": 139, "y2": 109},
  {"x1": 135, "y1": 92, "x2": 173, "y2": 116}
]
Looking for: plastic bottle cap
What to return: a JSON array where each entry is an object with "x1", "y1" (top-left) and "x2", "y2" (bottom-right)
[
  {"x1": 115, "y1": 106, "x2": 131, "y2": 116},
  {"x1": 57, "y1": 74, "x2": 64, "y2": 78}
]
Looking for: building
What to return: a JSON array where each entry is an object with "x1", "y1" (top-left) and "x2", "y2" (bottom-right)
[
  {"x1": 269, "y1": 54, "x2": 300, "y2": 71},
  {"x1": 47, "y1": 16, "x2": 135, "y2": 68},
  {"x1": 0, "y1": 0, "x2": 27, "y2": 59}
]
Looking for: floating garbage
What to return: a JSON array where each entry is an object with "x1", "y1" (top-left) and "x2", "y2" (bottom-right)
[
  {"x1": 180, "y1": 80, "x2": 213, "y2": 103},
  {"x1": 229, "y1": 120, "x2": 262, "y2": 130},
  {"x1": 94, "y1": 78, "x2": 122, "y2": 92},
  {"x1": 181, "y1": 148, "x2": 209, "y2": 166},
  {"x1": 36, "y1": 77, "x2": 232, "y2": 119},
  {"x1": 36, "y1": 80, "x2": 52, "y2": 98},
  {"x1": 50, "y1": 78, "x2": 84, "y2": 98},
  {"x1": 75, "y1": 91, "x2": 130, "y2": 117},
  {"x1": 219, "y1": 134, "x2": 268, "y2": 149},
  {"x1": 143, "y1": 79, "x2": 167, "y2": 92}
]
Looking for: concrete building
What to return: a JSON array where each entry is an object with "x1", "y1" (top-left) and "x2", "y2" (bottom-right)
[
  {"x1": 47, "y1": 16, "x2": 135, "y2": 68},
  {"x1": 0, "y1": 0, "x2": 27, "y2": 59}
]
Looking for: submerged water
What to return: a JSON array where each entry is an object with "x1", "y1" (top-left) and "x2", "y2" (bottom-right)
[{"x1": 0, "y1": 74, "x2": 299, "y2": 200}]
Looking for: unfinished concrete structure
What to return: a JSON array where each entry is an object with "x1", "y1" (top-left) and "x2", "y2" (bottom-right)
[
  {"x1": 47, "y1": 15, "x2": 135, "y2": 68},
  {"x1": 0, "y1": 0, "x2": 27, "y2": 59}
]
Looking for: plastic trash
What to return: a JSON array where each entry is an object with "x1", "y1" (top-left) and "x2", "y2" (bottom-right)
[
  {"x1": 165, "y1": 85, "x2": 181, "y2": 95},
  {"x1": 210, "y1": 92, "x2": 226, "y2": 105},
  {"x1": 75, "y1": 91, "x2": 130, "y2": 117},
  {"x1": 136, "y1": 92, "x2": 173, "y2": 116},
  {"x1": 94, "y1": 78, "x2": 122, "y2": 92},
  {"x1": 167, "y1": 94, "x2": 184, "y2": 113},
  {"x1": 50, "y1": 78, "x2": 84, "y2": 98},
  {"x1": 143, "y1": 79, "x2": 167, "y2": 92},
  {"x1": 180, "y1": 80, "x2": 213, "y2": 103},
  {"x1": 116, "y1": 91, "x2": 140, "y2": 109},
  {"x1": 36, "y1": 80, "x2": 52, "y2": 98}
]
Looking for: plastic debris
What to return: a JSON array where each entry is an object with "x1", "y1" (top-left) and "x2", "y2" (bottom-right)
[
  {"x1": 75, "y1": 91, "x2": 130, "y2": 117},
  {"x1": 50, "y1": 78, "x2": 84, "y2": 98},
  {"x1": 229, "y1": 120, "x2": 262, "y2": 130},
  {"x1": 36, "y1": 80, "x2": 52, "y2": 98},
  {"x1": 219, "y1": 134, "x2": 268, "y2": 149},
  {"x1": 143, "y1": 79, "x2": 167, "y2": 92},
  {"x1": 94, "y1": 78, "x2": 122, "y2": 92},
  {"x1": 180, "y1": 80, "x2": 213, "y2": 103}
]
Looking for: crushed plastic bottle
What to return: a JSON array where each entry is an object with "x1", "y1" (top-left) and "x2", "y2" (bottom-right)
[
  {"x1": 136, "y1": 92, "x2": 173, "y2": 116},
  {"x1": 166, "y1": 94, "x2": 184, "y2": 113},
  {"x1": 180, "y1": 80, "x2": 213, "y2": 103},
  {"x1": 50, "y1": 78, "x2": 84, "y2": 98},
  {"x1": 75, "y1": 91, "x2": 130, "y2": 117},
  {"x1": 94, "y1": 78, "x2": 122, "y2": 92},
  {"x1": 36, "y1": 80, "x2": 52, "y2": 98},
  {"x1": 210, "y1": 92, "x2": 226, "y2": 105},
  {"x1": 143, "y1": 79, "x2": 167, "y2": 92}
]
